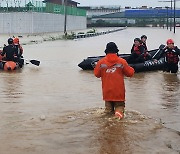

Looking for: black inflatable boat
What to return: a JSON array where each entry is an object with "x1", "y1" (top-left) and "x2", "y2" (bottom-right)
[{"x1": 78, "y1": 45, "x2": 165, "y2": 72}]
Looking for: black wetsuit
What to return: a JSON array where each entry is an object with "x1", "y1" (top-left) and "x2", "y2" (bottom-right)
[
  {"x1": 1, "y1": 44, "x2": 24, "y2": 68},
  {"x1": 158, "y1": 46, "x2": 180, "y2": 73},
  {"x1": 141, "y1": 42, "x2": 148, "y2": 51},
  {"x1": 1, "y1": 44, "x2": 17, "y2": 61}
]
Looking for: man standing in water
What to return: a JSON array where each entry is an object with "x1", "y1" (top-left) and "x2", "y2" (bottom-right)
[
  {"x1": 94, "y1": 42, "x2": 134, "y2": 119},
  {"x1": 158, "y1": 39, "x2": 180, "y2": 73}
]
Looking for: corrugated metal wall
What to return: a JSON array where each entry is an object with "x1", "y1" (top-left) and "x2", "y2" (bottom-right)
[{"x1": 0, "y1": 12, "x2": 86, "y2": 34}]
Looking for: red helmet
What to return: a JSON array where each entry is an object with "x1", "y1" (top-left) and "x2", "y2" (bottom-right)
[
  {"x1": 13, "y1": 37, "x2": 19, "y2": 45},
  {"x1": 166, "y1": 39, "x2": 174, "y2": 44}
]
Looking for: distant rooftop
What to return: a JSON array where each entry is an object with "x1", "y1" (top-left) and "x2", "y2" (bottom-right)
[
  {"x1": 78, "y1": 5, "x2": 180, "y2": 10},
  {"x1": 78, "y1": 5, "x2": 121, "y2": 9}
]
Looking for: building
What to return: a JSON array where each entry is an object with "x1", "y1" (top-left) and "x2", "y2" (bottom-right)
[
  {"x1": 79, "y1": 6, "x2": 121, "y2": 18},
  {"x1": 88, "y1": 8, "x2": 180, "y2": 27},
  {"x1": 43, "y1": 0, "x2": 79, "y2": 7},
  {"x1": 78, "y1": 6, "x2": 122, "y2": 26},
  {"x1": 0, "y1": 0, "x2": 87, "y2": 34}
]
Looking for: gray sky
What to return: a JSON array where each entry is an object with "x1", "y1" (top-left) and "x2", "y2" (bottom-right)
[{"x1": 77, "y1": 0, "x2": 180, "y2": 8}]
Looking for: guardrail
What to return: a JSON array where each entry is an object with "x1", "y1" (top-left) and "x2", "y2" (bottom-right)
[{"x1": 74, "y1": 27, "x2": 127, "y2": 39}]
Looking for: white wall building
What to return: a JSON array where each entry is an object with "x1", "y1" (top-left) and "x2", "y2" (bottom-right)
[{"x1": 0, "y1": 12, "x2": 86, "y2": 34}]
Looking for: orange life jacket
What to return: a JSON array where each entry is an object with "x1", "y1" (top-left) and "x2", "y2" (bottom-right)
[{"x1": 133, "y1": 46, "x2": 141, "y2": 55}]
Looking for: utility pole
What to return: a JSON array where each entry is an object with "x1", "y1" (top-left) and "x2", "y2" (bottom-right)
[
  {"x1": 63, "y1": 0, "x2": 67, "y2": 35},
  {"x1": 165, "y1": 6, "x2": 169, "y2": 29},
  {"x1": 159, "y1": 0, "x2": 180, "y2": 33},
  {"x1": 158, "y1": 1, "x2": 172, "y2": 30},
  {"x1": 170, "y1": 0, "x2": 173, "y2": 31},
  {"x1": 173, "y1": 0, "x2": 176, "y2": 33}
]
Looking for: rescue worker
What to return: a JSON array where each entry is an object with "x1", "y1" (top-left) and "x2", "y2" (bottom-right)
[
  {"x1": 128, "y1": 38, "x2": 145, "y2": 63},
  {"x1": 94, "y1": 42, "x2": 134, "y2": 119},
  {"x1": 141, "y1": 35, "x2": 148, "y2": 51},
  {"x1": 1, "y1": 38, "x2": 18, "y2": 61},
  {"x1": 13, "y1": 37, "x2": 23, "y2": 58},
  {"x1": 13, "y1": 37, "x2": 24, "y2": 68},
  {"x1": 158, "y1": 39, "x2": 180, "y2": 73},
  {"x1": 140, "y1": 35, "x2": 151, "y2": 61}
]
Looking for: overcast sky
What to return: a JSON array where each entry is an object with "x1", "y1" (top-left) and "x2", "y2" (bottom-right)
[{"x1": 77, "y1": 0, "x2": 180, "y2": 8}]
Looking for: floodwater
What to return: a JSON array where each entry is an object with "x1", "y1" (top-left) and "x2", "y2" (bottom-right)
[{"x1": 0, "y1": 27, "x2": 180, "y2": 154}]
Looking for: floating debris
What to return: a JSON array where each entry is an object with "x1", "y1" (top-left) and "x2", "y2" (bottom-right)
[{"x1": 40, "y1": 115, "x2": 46, "y2": 120}]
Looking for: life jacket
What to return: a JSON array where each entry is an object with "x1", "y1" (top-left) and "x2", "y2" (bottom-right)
[
  {"x1": 133, "y1": 44, "x2": 149, "y2": 60},
  {"x1": 133, "y1": 45, "x2": 141, "y2": 55},
  {"x1": 0, "y1": 50, "x2": 3, "y2": 60},
  {"x1": 142, "y1": 42, "x2": 148, "y2": 51},
  {"x1": 141, "y1": 42, "x2": 151, "y2": 60},
  {"x1": 164, "y1": 47, "x2": 179, "y2": 64},
  {"x1": 143, "y1": 51, "x2": 150, "y2": 59},
  {"x1": 14, "y1": 44, "x2": 23, "y2": 57}
]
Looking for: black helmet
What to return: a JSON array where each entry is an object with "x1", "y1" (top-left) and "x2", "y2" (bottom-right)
[
  {"x1": 104, "y1": 42, "x2": 119, "y2": 54},
  {"x1": 141, "y1": 35, "x2": 147, "y2": 39},
  {"x1": 134, "y1": 38, "x2": 141, "y2": 42},
  {"x1": 8, "y1": 38, "x2": 13, "y2": 44}
]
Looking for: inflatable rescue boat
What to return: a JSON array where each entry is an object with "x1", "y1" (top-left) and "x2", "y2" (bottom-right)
[
  {"x1": 78, "y1": 45, "x2": 165, "y2": 72},
  {"x1": 0, "y1": 51, "x2": 40, "y2": 71}
]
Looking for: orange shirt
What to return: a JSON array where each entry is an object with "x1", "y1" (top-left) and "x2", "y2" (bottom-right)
[{"x1": 94, "y1": 53, "x2": 134, "y2": 101}]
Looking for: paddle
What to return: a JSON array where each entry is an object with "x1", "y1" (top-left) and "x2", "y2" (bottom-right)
[
  {"x1": 0, "y1": 59, "x2": 40, "y2": 67},
  {"x1": 152, "y1": 44, "x2": 165, "y2": 59},
  {"x1": 25, "y1": 59, "x2": 40, "y2": 66}
]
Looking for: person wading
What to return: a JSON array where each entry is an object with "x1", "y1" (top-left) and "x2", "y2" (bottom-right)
[
  {"x1": 94, "y1": 42, "x2": 134, "y2": 119},
  {"x1": 158, "y1": 39, "x2": 180, "y2": 73}
]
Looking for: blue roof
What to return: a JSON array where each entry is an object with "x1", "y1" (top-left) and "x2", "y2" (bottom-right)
[{"x1": 125, "y1": 9, "x2": 180, "y2": 18}]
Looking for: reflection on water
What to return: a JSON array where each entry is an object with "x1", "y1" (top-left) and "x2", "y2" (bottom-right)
[
  {"x1": 126, "y1": 71, "x2": 180, "y2": 131},
  {"x1": 162, "y1": 73, "x2": 180, "y2": 108},
  {"x1": 0, "y1": 71, "x2": 24, "y2": 103}
]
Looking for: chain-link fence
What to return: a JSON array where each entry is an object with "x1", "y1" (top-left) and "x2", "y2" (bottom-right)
[
  {"x1": 0, "y1": 0, "x2": 45, "y2": 12},
  {"x1": 0, "y1": 1, "x2": 86, "y2": 16}
]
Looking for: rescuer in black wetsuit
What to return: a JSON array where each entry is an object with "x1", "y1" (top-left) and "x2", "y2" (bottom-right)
[
  {"x1": 1, "y1": 38, "x2": 18, "y2": 61},
  {"x1": 157, "y1": 39, "x2": 180, "y2": 73}
]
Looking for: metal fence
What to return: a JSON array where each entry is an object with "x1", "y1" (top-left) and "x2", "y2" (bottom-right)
[{"x1": 0, "y1": 1, "x2": 86, "y2": 16}]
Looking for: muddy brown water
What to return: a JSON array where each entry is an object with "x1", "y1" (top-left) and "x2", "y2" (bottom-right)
[{"x1": 0, "y1": 27, "x2": 179, "y2": 154}]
